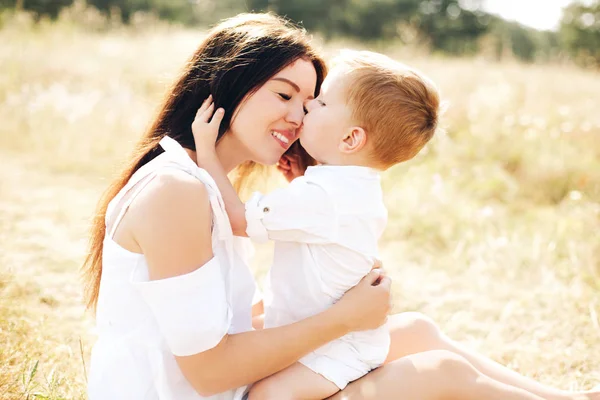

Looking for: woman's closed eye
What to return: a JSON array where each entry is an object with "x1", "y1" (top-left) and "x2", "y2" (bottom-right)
[{"x1": 278, "y1": 93, "x2": 292, "y2": 100}]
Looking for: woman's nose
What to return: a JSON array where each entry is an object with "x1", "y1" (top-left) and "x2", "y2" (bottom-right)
[{"x1": 286, "y1": 104, "x2": 305, "y2": 127}]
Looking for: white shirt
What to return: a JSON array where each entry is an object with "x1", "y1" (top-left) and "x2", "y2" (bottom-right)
[
  {"x1": 88, "y1": 137, "x2": 255, "y2": 400},
  {"x1": 245, "y1": 165, "x2": 390, "y2": 389}
]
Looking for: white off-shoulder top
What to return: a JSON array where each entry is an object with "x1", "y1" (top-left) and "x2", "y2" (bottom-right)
[{"x1": 88, "y1": 136, "x2": 256, "y2": 400}]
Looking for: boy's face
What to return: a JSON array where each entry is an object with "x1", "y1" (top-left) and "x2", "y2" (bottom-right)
[{"x1": 299, "y1": 66, "x2": 354, "y2": 164}]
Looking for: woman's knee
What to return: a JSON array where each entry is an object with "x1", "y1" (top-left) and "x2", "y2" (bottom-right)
[
  {"x1": 388, "y1": 312, "x2": 443, "y2": 350},
  {"x1": 426, "y1": 350, "x2": 479, "y2": 397},
  {"x1": 432, "y1": 350, "x2": 475, "y2": 376},
  {"x1": 373, "y1": 350, "x2": 478, "y2": 400}
]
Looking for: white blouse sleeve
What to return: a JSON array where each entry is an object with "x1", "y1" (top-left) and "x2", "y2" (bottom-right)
[
  {"x1": 245, "y1": 177, "x2": 337, "y2": 244},
  {"x1": 133, "y1": 257, "x2": 231, "y2": 357}
]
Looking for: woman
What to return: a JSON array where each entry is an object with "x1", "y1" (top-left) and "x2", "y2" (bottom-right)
[{"x1": 83, "y1": 13, "x2": 598, "y2": 400}]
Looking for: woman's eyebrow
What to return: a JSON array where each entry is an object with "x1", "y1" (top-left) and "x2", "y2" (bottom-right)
[
  {"x1": 272, "y1": 77, "x2": 315, "y2": 99},
  {"x1": 272, "y1": 77, "x2": 300, "y2": 92}
]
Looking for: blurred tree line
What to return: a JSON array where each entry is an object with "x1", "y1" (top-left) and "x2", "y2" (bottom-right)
[{"x1": 1, "y1": 0, "x2": 599, "y2": 66}]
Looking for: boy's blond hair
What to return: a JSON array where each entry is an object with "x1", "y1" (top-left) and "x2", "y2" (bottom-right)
[{"x1": 333, "y1": 50, "x2": 440, "y2": 169}]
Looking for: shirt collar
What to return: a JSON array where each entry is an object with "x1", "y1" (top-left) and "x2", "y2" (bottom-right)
[{"x1": 305, "y1": 165, "x2": 380, "y2": 180}]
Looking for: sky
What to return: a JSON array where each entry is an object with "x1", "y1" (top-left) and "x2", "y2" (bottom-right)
[{"x1": 480, "y1": 0, "x2": 580, "y2": 31}]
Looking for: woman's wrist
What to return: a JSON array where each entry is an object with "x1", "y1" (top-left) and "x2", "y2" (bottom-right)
[{"x1": 321, "y1": 303, "x2": 353, "y2": 337}]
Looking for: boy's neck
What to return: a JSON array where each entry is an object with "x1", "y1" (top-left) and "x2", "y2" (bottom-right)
[{"x1": 318, "y1": 152, "x2": 381, "y2": 170}]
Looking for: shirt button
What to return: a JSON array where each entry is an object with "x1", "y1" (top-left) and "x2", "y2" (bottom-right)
[{"x1": 263, "y1": 207, "x2": 270, "y2": 213}]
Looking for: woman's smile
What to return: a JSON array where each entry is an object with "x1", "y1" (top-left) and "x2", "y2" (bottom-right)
[{"x1": 270, "y1": 129, "x2": 296, "y2": 149}]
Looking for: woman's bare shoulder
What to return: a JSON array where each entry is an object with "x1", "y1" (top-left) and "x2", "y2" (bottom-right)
[
  {"x1": 127, "y1": 167, "x2": 214, "y2": 278},
  {"x1": 130, "y1": 167, "x2": 210, "y2": 219}
]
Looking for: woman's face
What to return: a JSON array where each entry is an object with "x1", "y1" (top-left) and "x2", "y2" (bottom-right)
[{"x1": 228, "y1": 59, "x2": 318, "y2": 165}]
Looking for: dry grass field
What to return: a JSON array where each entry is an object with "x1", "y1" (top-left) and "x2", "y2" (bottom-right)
[{"x1": 0, "y1": 10, "x2": 599, "y2": 399}]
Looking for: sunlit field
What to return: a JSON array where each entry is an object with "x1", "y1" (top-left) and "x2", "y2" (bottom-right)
[{"x1": 1, "y1": 10, "x2": 599, "y2": 399}]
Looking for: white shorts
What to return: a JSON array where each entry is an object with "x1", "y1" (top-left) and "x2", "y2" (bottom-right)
[{"x1": 299, "y1": 328, "x2": 390, "y2": 390}]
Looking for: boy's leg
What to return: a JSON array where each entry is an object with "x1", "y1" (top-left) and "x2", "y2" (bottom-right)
[
  {"x1": 248, "y1": 362, "x2": 339, "y2": 400},
  {"x1": 386, "y1": 312, "x2": 597, "y2": 400}
]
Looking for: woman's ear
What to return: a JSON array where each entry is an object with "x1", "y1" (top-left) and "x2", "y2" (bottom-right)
[{"x1": 339, "y1": 126, "x2": 367, "y2": 154}]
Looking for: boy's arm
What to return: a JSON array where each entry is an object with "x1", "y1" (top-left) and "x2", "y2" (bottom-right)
[
  {"x1": 191, "y1": 96, "x2": 248, "y2": 237},
  {"x1": 245, "y1": 180, "x2": 337, "y2": 244},
  {"x1": 198, "y1": 152, "x2": 248, "y2": 237}
]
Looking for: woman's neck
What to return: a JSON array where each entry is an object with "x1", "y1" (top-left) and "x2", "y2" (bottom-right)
[{"x1": 185, "y1": 132, "x2": 250, "y2": 174}]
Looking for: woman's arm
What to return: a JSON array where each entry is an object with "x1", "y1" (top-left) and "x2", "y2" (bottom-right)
[
  {"x1": 178, "y1": 299, "x2": 352, "y2": 396},
  {"x1": 130, "y1": 169, "x2": 391, "y2": 397},
  {"x1": 181, "y1": 272, "x2": 388, "y2": 397}
]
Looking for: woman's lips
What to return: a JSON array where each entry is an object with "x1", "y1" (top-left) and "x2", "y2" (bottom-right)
[{"x1": 271, "y1": 130, "x2": 293, "y2": 149}]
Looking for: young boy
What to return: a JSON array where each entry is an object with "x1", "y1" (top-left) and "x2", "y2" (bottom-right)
[{"x1": 192, "y1": 50, "x2": 441, "y2": 399}]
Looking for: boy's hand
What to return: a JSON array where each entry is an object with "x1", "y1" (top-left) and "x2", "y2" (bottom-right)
[
  {"x1": 277, "y1": 154, "x2": 304, "y2": 183},
  {"x1": 191, "y1": 95, "x2": 224, "y2": 162},
  {"x1": 276, "y1": 142, "x2": 316, "y2": 182}
]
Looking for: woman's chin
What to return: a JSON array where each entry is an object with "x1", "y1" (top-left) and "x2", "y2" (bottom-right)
[{"x1": 254, "y1": 151, "x2": 285, "y2": 166}]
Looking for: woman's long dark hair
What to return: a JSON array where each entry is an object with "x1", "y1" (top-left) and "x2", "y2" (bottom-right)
[{"x1": 82, "y1": 13, "x2": 327, "y2": 310}]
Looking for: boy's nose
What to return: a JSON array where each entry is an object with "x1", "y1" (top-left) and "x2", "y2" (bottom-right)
[{"x1": 305, "y1": 99, "x2": 317, "y2": 112}]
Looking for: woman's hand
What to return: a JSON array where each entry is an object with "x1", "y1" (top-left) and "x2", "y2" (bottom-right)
[
  {"x1": 332, "y1": 269, "x2": 392, "y2": 333},
  {"x1": 192, "y1": 95, "x2": 224, "y2": 162}
]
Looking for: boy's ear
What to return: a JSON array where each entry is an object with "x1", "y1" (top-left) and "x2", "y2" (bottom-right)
[{"x1": 339, "y1": 126, "x2": 367, "y2": 154}]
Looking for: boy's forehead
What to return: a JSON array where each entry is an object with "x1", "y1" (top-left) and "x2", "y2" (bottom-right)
[{"x1": 322, "y1": 66, "x2": 350, "y2": 94}]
